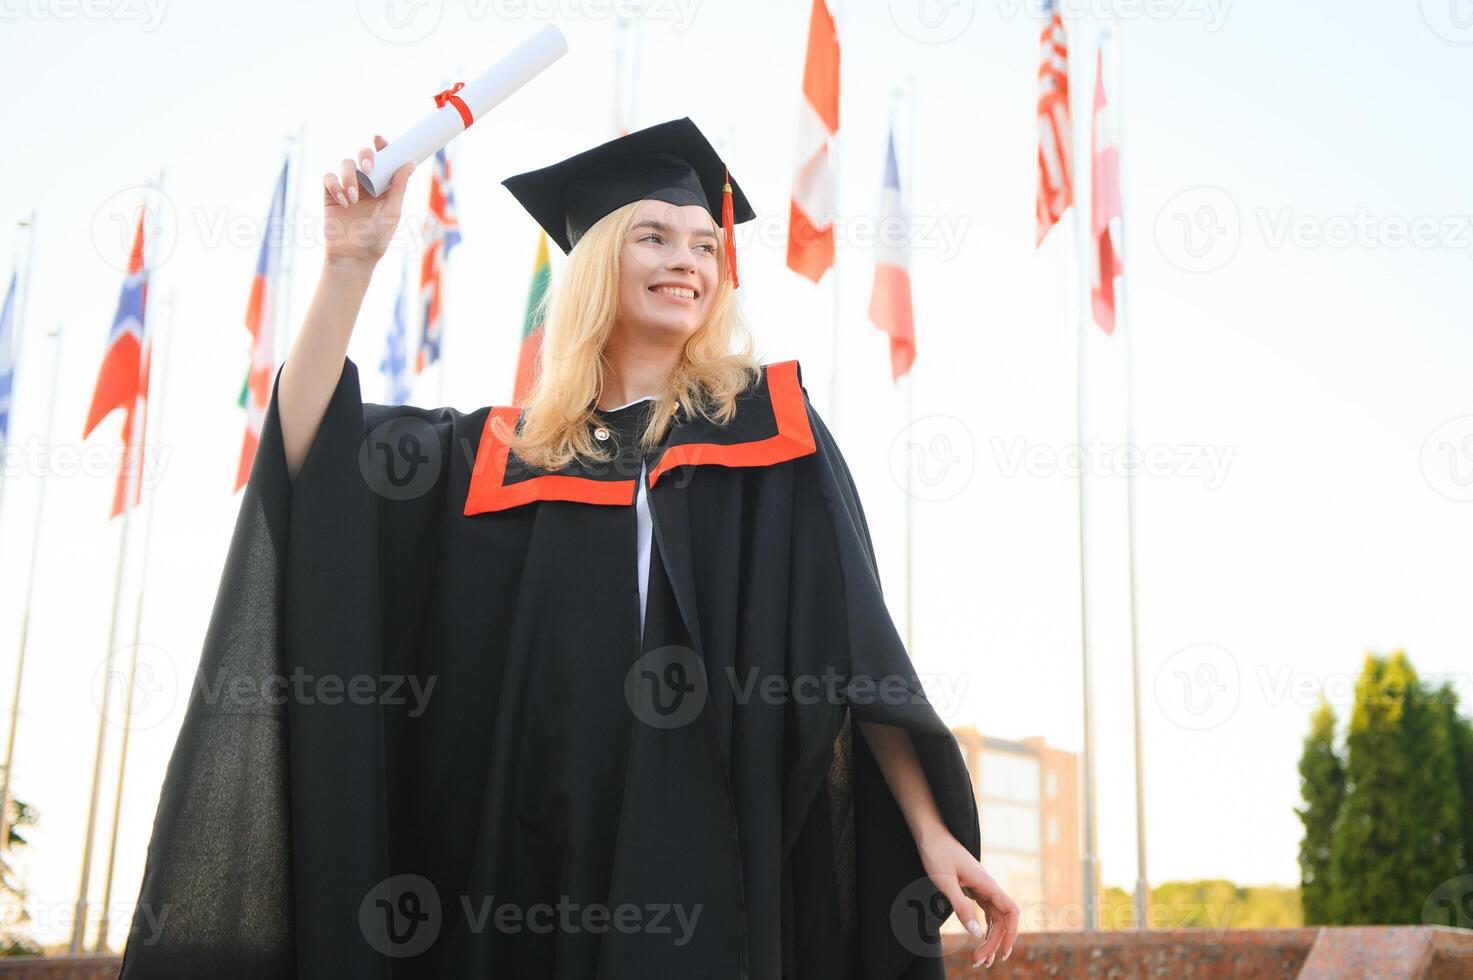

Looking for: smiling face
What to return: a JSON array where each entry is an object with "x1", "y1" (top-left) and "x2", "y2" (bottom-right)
[{"x1": 615, "y1": 199, "x2": 721, "y2": 341}]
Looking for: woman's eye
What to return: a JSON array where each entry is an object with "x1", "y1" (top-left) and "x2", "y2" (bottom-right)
[{"x1": 638, "y1": 233, "x2": 714, "y2": 254}]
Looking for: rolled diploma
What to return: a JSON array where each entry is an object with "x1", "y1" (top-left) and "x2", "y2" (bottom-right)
[{"x1": 356, "y1": 23, "x2": 568, "y2": 197}]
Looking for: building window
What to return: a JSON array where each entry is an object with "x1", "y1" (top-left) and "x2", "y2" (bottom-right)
[
  {"x1": 981, "y1": 750, "x2": 1041, "y2": 804},
  {"x1": 1046, "y1": 770, "x2": 1059, "y2": 799},
  {"x1": 981, "y1": 801, "x2": 1042, "y2": 853}
]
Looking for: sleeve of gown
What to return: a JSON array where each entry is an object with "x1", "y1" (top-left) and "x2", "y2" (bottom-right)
[
  {"x1": 783, "y1": 389, "x2": 982, "y2": 980},
  {"x1": 117, "y1": 357, "x2": 453, "y2": 978}
]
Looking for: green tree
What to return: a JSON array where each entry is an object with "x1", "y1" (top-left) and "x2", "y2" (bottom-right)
[
  {"x1": 1328, "y1": 653, "x2": 1406, "y2": 922},
  {"x1": 1328, "y1": 651, "x2": 1463, "y2": 923},
  {"x1": 0, "y1": 767, "x2": 40, "y2": 956},
  {"x1": 1400, "y1": 664, "x2": 1462, "y2": 910},
  {"x1": 1296, "y1": 697, "x2": 1344, "y2": 924},
  {"x1": 1100, "y1": 880, "x2": 1301, "y2": 930},
  {"x1": 1434, "y1": 681, "x2": 1473, "y2": 874}
]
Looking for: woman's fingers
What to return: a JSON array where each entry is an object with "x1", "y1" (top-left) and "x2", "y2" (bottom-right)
[
  {"x1": 336, "y1": 157, "x2": 358, "y2": 205},
  {"x1": 931, "y1": 875, "x2": 987, "y2": 968},
  {"x1": 994, "y1": 896, "x2": 1021, "y2": 963},
  {"x1": 945, "y1": 880, "x2": 982, "y2": 941},
  {"x1": 325, "y1": 135, "x2": 387, "y2": 209},
  {"x1": 965, "y1": 890, "x2": 1019, "y2": 965},
  {"x1": 380, "y1": 161, "x2": 415, "y2": 218},
  {"x1": 323, "y1": 170, "x2": 347, "y2": 208},
  {"x1": 959, "y1": 876, "x2": 1015, "y2": 968},
  {"x1": 968, "y1": 910, "x2": 1001, "y2": 969}
]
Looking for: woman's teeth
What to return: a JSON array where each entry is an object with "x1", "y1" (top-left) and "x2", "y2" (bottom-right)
[{"x1": 653, "y1": 286, "x2": 696, "y2": 299}]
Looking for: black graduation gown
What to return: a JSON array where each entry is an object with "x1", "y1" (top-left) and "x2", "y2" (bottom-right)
[{"x1": 117, "y1": 355, "x2": 981, "y2": 979}]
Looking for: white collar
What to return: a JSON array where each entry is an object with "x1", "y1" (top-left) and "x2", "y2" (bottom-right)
[{"x1": 604, "y1": 394, "x2": 655, "y2": 411}]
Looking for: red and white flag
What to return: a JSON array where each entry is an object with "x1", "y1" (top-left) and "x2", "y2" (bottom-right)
[
  {"x1": 868, "y1": 126, "x2": 915, "y2": 382},
  {"x1": 417, "y1": 146, "x2": 462, "y2": 374},
  {"x1": 1090, "y1": 44, "x2": 1122, "y2": 335},
  {"x1": 84, "y1": 206, "x2": 152, "y2": 517},
  {"x1": 787, "y1": 0, "x2": 839, "y2": 283},
  {"x1": 235, "y1": 157, "x2": 289, "y2": 491},
  {"x1": 1036, "y1": 0, "x2": 1073, "y2": 246}
]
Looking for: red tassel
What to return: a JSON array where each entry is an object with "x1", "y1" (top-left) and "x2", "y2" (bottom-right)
[{"x1": 721, "y1": 166, "x2": 740, "y2": 289}]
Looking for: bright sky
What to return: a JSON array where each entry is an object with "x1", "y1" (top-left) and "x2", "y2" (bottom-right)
[{"x1": 2, "y1": 0, "x2": 1471, "y2": 951}]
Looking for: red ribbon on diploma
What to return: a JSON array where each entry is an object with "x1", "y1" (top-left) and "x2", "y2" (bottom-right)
[{"x1": 433, "y1": 81, "x2": 474, "y2": 129}]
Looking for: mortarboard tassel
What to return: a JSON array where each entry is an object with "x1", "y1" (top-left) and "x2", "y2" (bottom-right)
[{"x1": 722, "y1": 165, "x2": 740, "y2": 289}]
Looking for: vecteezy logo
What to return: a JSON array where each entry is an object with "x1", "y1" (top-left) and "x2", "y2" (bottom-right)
[
  {"x1": 91, "y1": 643, "x2": 179, "y2": 732},
  {"x1": 360, "y1": 416, "x2": 444, "y2": 501},
  {"x1": 889, "y1": 875, "x2": 950, "y2": 957},
  {"x1": 1154, "y1": 186, "x2": 1241, "y2": 273},
  {"x1": 889, "y1": 414, "x2": 976, "y2": 502},
  {"x1": 90, "y1": 185, "x2": 180, "y2": 274},
  {"x1": 1420, "y1": 416, "x2": 1473, "y2": 502},
  {"x1": 1422, "y1": 874, "x2": 1473, "y2": 956},
  {"x1": 357, "y1": 0, "x2": 443, "y2": 44},
  {"x1": 359, "y1": 874, "x2": 441, "y2": 957},
  {"x1": 1153, "y1": 643, "x2": 1240, "y2": 731},
  {"x1": 624, "y1": 644, "x2": 707, "y2": 729},
  {"x1": 1422, "y1": 0, "x2": 1473, "y2": 43},
  {"x1": 888, "y1": 0, "x2": 976, "y2": 44}
]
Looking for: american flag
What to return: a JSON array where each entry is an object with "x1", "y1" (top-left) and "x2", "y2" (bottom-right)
[
  {"x1": 1036, "y1": 0, "x2": 1073, "y2": 246},
  {"x1": 417, "y1": 146, "x2": 462, "y2": 374}
]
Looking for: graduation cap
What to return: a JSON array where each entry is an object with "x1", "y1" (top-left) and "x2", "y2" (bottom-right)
[{"x1": 502, "y1": 116, "x2": 754, "y2": 287}]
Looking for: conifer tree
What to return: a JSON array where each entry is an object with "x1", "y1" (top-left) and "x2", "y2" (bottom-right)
[
  {"x1": 1296, "y1": 697, "x2": 1344, "y2": 924},
  {"x1": 1328, "y1": 652, "x2": 1463, "y2": 923}
]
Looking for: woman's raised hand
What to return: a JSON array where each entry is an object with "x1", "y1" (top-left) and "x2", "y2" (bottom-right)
[
  {"x1": 280, "y1": 135, "x2": 414, "y2": 481},
  {"x1": 322, "y1": 133, "x2": 414, "y2": 270}
]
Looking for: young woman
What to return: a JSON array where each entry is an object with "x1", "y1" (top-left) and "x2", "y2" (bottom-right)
[{"x1": 120, "y1": 118, "x2": 1019, "y2": 978}]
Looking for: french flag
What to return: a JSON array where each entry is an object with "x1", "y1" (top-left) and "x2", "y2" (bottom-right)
[
  {"x1": 868, "y1": 126, "x2": 915, "y2": 382},
  {"x1": 235, "y1": 158, "x2": 288, "y2": 490},
  {"x1": 83, "y1": 206, "x2": 151, "y2": 517}
]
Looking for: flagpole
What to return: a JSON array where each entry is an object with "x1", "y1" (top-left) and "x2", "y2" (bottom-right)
[
  {"x1": 0, "y1": 321, "x2": 59, "y2": 861},
  {"x1": 93, "y1": 283, "x2": 175, "y2": 952},
  {"x1": 613, "y1": 17, "x2": 628, "y2": 134},
  {"x1": 826, "y1": 0, "x2": 844, "y2": 429},
  {"x1": 898, "y1": 76, "x2": 916, "y2": 658},
  {"x1": 278, "y1": 124, "x2": 306, "y2": 361},
  {"x1": 0, "y1": 212, "x2": 36, "y2": 591},
  {"x1": 1107, "y1": 21, "x2": 1150, "y2": 932},
  {"x1": 70, "y1": 169, "x2": 164, "y2": 954},
  {"x1": 400, "y1": 248, "x2": 412, "y2": 401},
  {"x1": 441, "y1": 64, "x2": 465, "y2": 409},
  {"x1": 0, "y1": 212, "x2": 42, "y2": 858},
  {"x1": 629, "y1": 14, "x2": 644, "y2": 130},
  {"x1": 1070, "y1": 44, "x2": 1102, "y2": 930}
]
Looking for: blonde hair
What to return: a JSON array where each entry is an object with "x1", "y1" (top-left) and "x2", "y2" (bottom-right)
[{"x1": 499, "y1": 199, "x2": 761, "y2": 472}]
